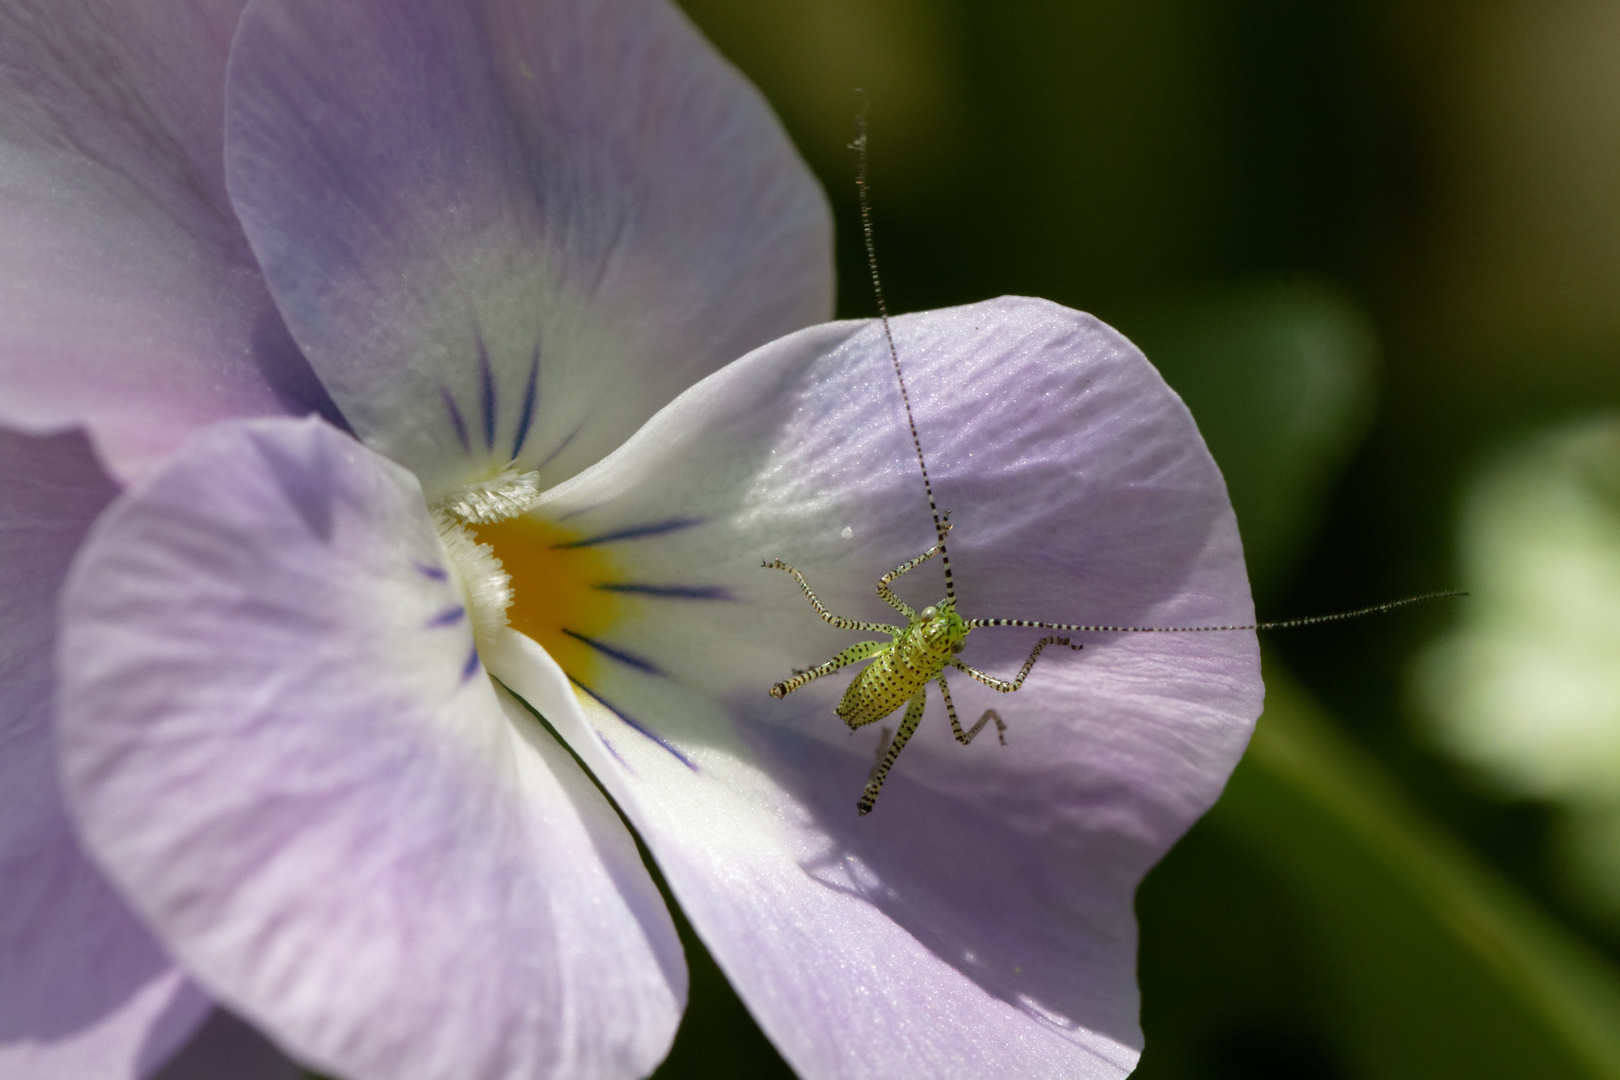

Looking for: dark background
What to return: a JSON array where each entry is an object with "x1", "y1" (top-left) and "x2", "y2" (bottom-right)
[{"x1": 649, "y1": 1, "x2": 1620, "y2": 1077}]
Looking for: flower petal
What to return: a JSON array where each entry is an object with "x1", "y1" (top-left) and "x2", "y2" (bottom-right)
[
  {"x1": 0, "y1": 0, "x2": 339, "y2": 484},
  {"x1": 492, "y1": 297, "x2": 1261, "y2": 1079},
  {"x1": 56, "y1": 417, "x2": 684, "y2": 1080},
  {"x1": 0, "y1": 427, "x2": 211, "y2": 1079},
  {"x1": 224, "y1": 0, "x2": 833, "y2": 499}
]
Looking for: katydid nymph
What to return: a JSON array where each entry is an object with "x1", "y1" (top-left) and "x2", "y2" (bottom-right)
[{"x1": 763, "y1": 113, "x2": 1459, "y2": 816}]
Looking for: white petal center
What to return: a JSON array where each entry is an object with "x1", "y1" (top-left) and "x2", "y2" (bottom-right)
[
  {"x1": 432, "y1": 468, "x2": 545, "y2": 649},
  {"x1": 439, "y1": 465, "x2": 544, "y2": 523}
]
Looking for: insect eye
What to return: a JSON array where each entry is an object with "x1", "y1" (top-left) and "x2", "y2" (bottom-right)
[
  {"x1": 951, "y1": 641, "x2": 965, "y2": 654},
  {"x1": 920, "y1": 606, "x2": 936, "y2": 620}
]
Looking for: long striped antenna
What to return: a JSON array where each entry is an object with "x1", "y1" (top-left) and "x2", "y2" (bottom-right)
[
  {"x1": 963, "y1": 589, "x2": 1467, "y2": 633},
  {"x1": 854, "y1": 97, "x2": 955, "y2": 602}
]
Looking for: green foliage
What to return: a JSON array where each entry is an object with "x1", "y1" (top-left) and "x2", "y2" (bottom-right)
[
  {"x1": 1139, "y1": 661, "x2": 1620, "y2": 1080},
  {"x1": 1126, "y1": 280, "x2": 1378, "y2": 600},
  {"x1": 655, "y1": 3, "x2": 1620, "y2": 1077}
]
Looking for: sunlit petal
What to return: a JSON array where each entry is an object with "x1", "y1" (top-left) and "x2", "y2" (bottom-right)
[
  {"x1": 57, "y1": 417, "x2": 684, "y2": 1080},
  {"x1": 225, "y1": 0, "x2": 832, "y2": 499},
  {"x1": 491, "y1": 297, "x2": 1261, "y2": 1079}
]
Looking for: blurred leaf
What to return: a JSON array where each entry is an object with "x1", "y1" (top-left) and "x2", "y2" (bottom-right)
[
  {"x1": 673, "y1": 0, "x2": 979, "y2": 199},
  {"x1": 1191, "y1": 654, "x2": 1620, "y2": 1079},
  {"x1": 1135, "y1": 815, "x2": 1348, "y2": 1080},
  {"x1": 1126, "y1": 280, "x2": 1378, "y2": 601}
]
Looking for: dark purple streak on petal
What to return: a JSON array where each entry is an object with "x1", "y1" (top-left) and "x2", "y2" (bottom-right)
[
  {"x1": 560, "y1": 629, "x2": 662, "y2": 676},
  {"x1": 553, "y1": 518, "x2": 704, "y2": 549},
  {"x1": 567, "y1": 676, "x2": 696, "y2": 773},
  {"x1": 510, "y1": 347, "x2": 540, "y2": 460},
  {"x1": 427, "y1": 606, "x2": 466, "y2": 628},
  {"x1": 593, "y1": 583, "x2": 733, "y2": 601},
  {"x1": 476, "y1": 332, "x2": 497, "y2": 453}
]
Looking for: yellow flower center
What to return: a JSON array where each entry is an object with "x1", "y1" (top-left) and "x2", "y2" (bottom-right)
[
  {"x1": 432, "y1": 466, "x2": 638, "y2": 687},
  {"x1": 471, "y1": 515, "x2": 631, "y2": 685}
]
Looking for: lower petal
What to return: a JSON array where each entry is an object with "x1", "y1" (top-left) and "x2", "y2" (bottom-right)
[{"x1": 56, "y1": 417, "x2": 683, "y2": 1080}]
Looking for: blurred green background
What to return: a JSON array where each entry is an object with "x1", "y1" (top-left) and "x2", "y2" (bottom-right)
[{"x1": 651, "y1": 1, "x2": 1620, "y2": 1077}]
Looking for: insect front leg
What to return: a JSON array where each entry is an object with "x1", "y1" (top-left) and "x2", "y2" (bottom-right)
[
  {"x1": 951, "y1": 635, "x2": 1083, "y2": 694},
  {"x1": 936, "y1": 672, "x2": 1006, "y2": 746},
  {"x1": 769, "y1": 639, "x2": 891, "y2": 699},
  {"x1": 762, "y1": 559, "x2": 901, "y2": 635},
  {"x1": 874, "y1": 522, "x2": 953, "y2": 617},
  {"x1": 858, "y1": 686, "x2": 927, "y2": 815}
]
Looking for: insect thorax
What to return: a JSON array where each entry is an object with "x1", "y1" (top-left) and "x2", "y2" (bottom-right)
[
  {"x1": 912, "y1": 600, "x2": 969, "y2": 657},
  {"x1": 833, "y1": 601, "x2": 966, "y2": 726}
]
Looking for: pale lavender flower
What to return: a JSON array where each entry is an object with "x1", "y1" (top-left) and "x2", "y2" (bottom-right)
[{"x1": 0, "y1": 1, "x2": 1262, "y2": 1079}]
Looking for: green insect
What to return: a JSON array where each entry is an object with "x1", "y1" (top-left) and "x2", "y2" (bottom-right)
[
  {"x1": 760, "y1": 282, "x2": 1115, "y2": 816},
  {"x1": 759, "y1": 116, "x2": 1115, "y2": 815},
  {"x1": 764, "y1": 114, "x2": 1461, "y2": 816},
  {"x1": 761, "y1": 530, "x2": 1087, "y2": 815}
]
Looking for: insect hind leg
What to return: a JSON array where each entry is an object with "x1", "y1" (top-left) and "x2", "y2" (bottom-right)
[
  {"x1": 858, "y1": 686, "x2": 926, "y2": 815},
  {"x1": 951, "y1": 635, "x2": 1083, "y2": 694},
  {"x1": 936, "y1": 673, "x2": 1006, "y2": 746}
]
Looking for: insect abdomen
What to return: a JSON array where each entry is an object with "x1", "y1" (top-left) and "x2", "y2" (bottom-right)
[{"x1": 836, "y1": 630, "x2": 943, "y2": 727}]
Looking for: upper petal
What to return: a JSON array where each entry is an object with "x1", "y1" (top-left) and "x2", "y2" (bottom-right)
[
  {"x1": 56, "y1": 417, "x2": 683, "y2": 1080},
  {"x1": 0, "y1": 0, "x2": 338, "y2": 484},
  {"x1": 490, "y1": 297, "x2": 1262, "y2": 1079},
  {"x1": 224, "y1": 0, "x2": 834, "y2": 499},
  {"x1": 0, "y1": 427, "x2": 211, "y2": 1079}
]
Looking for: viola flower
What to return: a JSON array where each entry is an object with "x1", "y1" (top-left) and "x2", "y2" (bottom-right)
[
  {"x1": 2, "y1": 2, "x2": 1262, "y2": 1080},
  {"x1": 3, "y1": 0, "x2": 820, "y2": 1072}
]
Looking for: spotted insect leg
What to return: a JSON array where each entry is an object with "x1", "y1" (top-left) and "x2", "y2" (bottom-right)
[
  {"x1": 857, "y1": 686, "x2": 926, "y2": 816},
  {"x1": 936, "y1": 673, "x2": 1006, "y2": 746},
  {"x1": 950, "y1": 635, "x2": 1082, "y2": 694},
  {"x1": 874, "y1": 522, "x2": 953, "y2": 618},
  {"x1": 769, "y1": 639, "x2": 890, "y2": 699},
  {"x1": 762, "y1": 559, "x2": 900, "y2": 634}
]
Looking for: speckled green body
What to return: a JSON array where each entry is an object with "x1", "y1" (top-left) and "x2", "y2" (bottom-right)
[
  {"x1": 762, "y1": 541, "x2": 1079, "y2": 815},
  {"x1": 836, "y1": 601, "x2": 966, "y2": 727},
  {"x1": 764, "y1": 133, "x2": 1098, "y2": 813}
]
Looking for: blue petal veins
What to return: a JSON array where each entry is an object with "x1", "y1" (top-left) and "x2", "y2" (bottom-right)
[
  {"x1": 476, "y1": 333, "x2": 497, "y2": 452},
  {"x1": 561, "y1": 629, "x2": 662, "y2": 675},
  {"x1": 554, "y1": 518, "x2": 704, "y2": 549},
  {"x1": 539, "y1": 423, "x2": 580, "y2": 471},
  {"x1": 511, "y1": 347, "x2": 540, "y2": 460},
  {"x1": 440, "y1": 388, "x2": 470, "y2": 453},
  {"x1": 569, "y1": 676, "x2": 696, "y2": 771},
  {"x1": 427, "y1": 605, "x2": 467, "y2": 627},
  {"x1": 594, "y1": 583, "x2": 733, "y2": 601}
]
